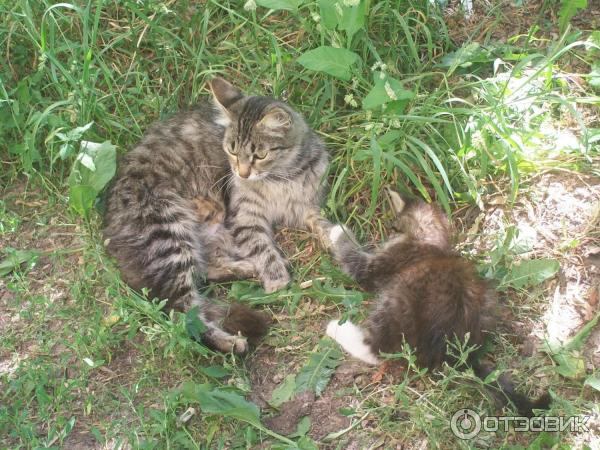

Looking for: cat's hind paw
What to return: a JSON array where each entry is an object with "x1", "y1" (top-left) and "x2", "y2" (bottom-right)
[{"x1": 262, "y1": 273, "x2": 291, "y2": 294}]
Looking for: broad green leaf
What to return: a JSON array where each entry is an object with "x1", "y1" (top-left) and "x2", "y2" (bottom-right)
[
  {"x1": 0, "y1": 248, "x2": 42, "y2": 276},
  {"x1": 68, "y1": 141, "x2": 116, "y2": 192},
  {"x1": 559, "y1": 0, "x2": 587, "y2": 32},
  {"x1": 318, "y1": 0, "x2": 338, "y2": 29},
  {"x1": 552, "y1": 351, "x2": 586, "y2": 379},
  {"x1": 200, "y1": 365, "x2": 230, "y2": 379},
  {"x1": 69, "y1": 185, "x2": 97, "y2": 218},
  {"x1": 297, "y1": 436, "x2": 319, "y2": 450},
  {"x1": 500, "y1": 258, "x2": 559, "y2": 289},
  {"x1": 438, "y1": 42, "x2": 484, "y2": 75},
  {"x1": 295, "y1": 338, "x2": 343, "y2": 396},
  {"x1": 297, "y1": 46, "x2": 360, "y2": 81},
  {"x1": 269, "y1": 373, "x2": 297, "y2": 408},
  {"x1": 256, "y1": 0, "x2": 300, "y2": 11},
  {"x1": 363, "y1": 72, "x2": 415, "y2": 110},
  {"x1": 338, "y1": 0, "x2": 367, "y2": 42},
  {"x1": 181, "y1": 382, "x2": 261, "y2": 427},
  {"x1": 68, "y1": 141, "x2": 117, "y2": 217},
  {"x1": 289, "y1": 416, "x2": 311, "y2": 438}
]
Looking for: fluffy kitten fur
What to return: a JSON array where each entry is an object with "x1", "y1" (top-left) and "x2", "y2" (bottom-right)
[
  {"x1": 327, "y1": 191, "x2": 550, "y2": 416},
  {"x1": 103, "y1": 78, "x2": 332, "y2": 354}
]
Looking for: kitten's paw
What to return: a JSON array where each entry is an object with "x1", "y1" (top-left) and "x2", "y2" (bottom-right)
[
  {"x1": 207, "y1": 332, "x2": 249, "y2": 354},
  {"x1": 232, "y1": 335, "x2": 249, "y2": 354},
  {"x1": 222, "y1": 334, "x2": 249, "y2": 354},
  {"x1": 326, "y1": 319, "x2": 341, "y2": 339},
  {"x1": 325, "y1": 319, "x2": 379, "y2": 365},
  {"x1": 329, "y1": 224, "x2": 349, "y2": 246},
  {"x1": 262, "y1": 273, "x2": 291, "y2": 294}
]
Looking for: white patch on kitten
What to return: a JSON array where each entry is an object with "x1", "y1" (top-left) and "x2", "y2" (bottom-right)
[
  {"x1": 329, "y1": 224, "x2": 346, "y2": 246},
  {"x1": 326, "y1": 320, "x2": 379, "y2": 365}
]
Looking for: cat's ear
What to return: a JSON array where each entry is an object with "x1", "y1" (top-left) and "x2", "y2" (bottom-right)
[
  {"x1": 257, "y1": 107, "x2": 291, "y2": 133},
  {"x1": 209, "y1": 77, "x2": 243, "y2": 112},
  {"x1": 386, "y1": 188, "x2": 406, "y2": 216}
]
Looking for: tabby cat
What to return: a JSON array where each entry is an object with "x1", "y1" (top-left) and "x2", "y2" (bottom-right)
[
  {"x1": 103, "y1": 77, "x2": 332, "y2": 354},
  {"x1": 326, "y1": 191, "x2": 550, "y2": 416}
]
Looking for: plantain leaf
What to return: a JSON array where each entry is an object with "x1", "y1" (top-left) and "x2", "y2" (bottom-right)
[
  {"x1": 295, "y1": 338, "x2": 343, "y2": 396},
  {"x1": 69, "y1": 185, "x2": 97, "y2": 219}
]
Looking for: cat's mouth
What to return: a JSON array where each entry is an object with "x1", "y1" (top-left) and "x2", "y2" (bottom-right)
[{"x1": 235, "y1": 171, "x2": 268, "y2": 181}]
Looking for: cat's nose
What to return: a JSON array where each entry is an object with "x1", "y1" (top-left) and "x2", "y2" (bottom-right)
[{"x1": 238, "y1": 163, "x2": 251, "y2": 178}]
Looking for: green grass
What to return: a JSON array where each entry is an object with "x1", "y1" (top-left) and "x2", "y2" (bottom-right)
[{"x1": 1, "y1": 0, "x2": 600, "y2": 448}]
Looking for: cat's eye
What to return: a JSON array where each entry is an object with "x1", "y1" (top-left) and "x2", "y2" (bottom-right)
[
  {"x1": 254, "y1": 148, "x2": 269, "y2": 160},
  {"x1": 227, "y1": 145, "x2": 238, "y2": 156}
]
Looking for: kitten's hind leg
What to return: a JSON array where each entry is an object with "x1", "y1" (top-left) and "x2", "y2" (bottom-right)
[
  {"x1": 304, "y1": 210, "x2": 336, "y2": 251},
  {"x1": 206, "y1": 259, "x2": 256, "y2": 282},
  {"x1": 180, "y1": 293, "x2": 258, "y2": 354},
  {"x1": 326, "y1": 320, "x2": 379, "y2": 365}
]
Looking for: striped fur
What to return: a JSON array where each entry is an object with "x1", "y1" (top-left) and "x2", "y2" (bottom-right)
[{"x1": 103, "y1": 78, "x2": 331, "y2": 353}]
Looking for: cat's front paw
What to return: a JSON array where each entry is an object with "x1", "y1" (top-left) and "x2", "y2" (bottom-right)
[{"x1": 262, "y1": 272, "x2": 291, "y2": 294}]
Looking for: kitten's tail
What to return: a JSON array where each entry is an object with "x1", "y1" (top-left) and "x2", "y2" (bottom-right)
[
  {"x1": 471, "y1": 361, "x2": 551, "y2": 417},
  {"x1": 326, "y1": 320, "x2": 379, "y2": 365},
  {"x1": 328, "y1": 225, "x2": 372, "y2": 286}
]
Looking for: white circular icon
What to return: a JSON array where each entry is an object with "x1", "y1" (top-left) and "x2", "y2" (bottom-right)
[{"x1": 451, "y1": 408, "x2": 481, "y2": 440}]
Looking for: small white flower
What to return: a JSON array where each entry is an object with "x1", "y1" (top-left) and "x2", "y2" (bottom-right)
[
  {"x1": 311, "y1": 12, "x2": 321, "y2": 22},
  {"x1": 342, "y1": 0, "x2": 360, "y2": 6},
  {"x1": 371, "y1": 61, "x2": 388, "y2": 73},
  {"x1": 244, "y1": 0, "x2": 257, "y2": 11},
  {"x1": 344, "y1": 94, "x2": 358, "y2": 108},
  {"x1": 364, "y1": 123, "x2": 374, "y2": 131},
  {"x1": 384, "y1": 81, "x2": 397, "y2": 100}
]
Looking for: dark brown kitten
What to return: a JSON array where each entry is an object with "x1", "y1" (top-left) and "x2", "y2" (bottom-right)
[{"x1": 327, "y1": 191, "x2": 550, "y2": 416}]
